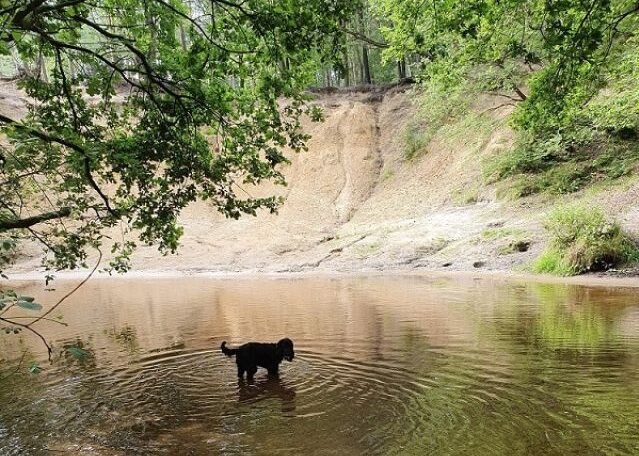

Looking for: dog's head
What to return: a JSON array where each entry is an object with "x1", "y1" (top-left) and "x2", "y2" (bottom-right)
[{"x1": 276, "y1": 338, "x2": 294, "y2": 362}]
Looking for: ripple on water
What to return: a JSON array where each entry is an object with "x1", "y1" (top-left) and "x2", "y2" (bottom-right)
[{"x1": 1, "y1": 276, "x2": 639, "y2": 455}]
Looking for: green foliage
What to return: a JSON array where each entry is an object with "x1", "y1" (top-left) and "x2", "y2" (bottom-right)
[
  {"x1": 0, "y1": 291, "x2": 42, "y2": 314},
  {"x1": 481, "y1": 227, "x2": 527, "y2": 241},
  {"x1": 487, "y1": 129, "x2": 639, "y2": 198},
  {"x1": 28, "y1": 364, "x2": 43, "y2": 375},
  {"x1": 401, "y1": 75, "x2": 479, "y2": 160},
  {"x1": 15, "y1": 297, "x2": 42, "y2": 311},
  {"x1": 0, "y1": 290, "x2": 43, "y2": 337},
  {"x1": 64, "y1": 346, "x2": 91, "y2": 360},
  {"x1": 487, "y1": 38, "x2": 639, "y2": 197},
  {"x1": 496, "y1": 240, "x2": 530, "y2": 255},
  {"x1": 402, "y1": 122, "x2": 429, "y2": 160},
  {"x1": 0, "y1": 0, "x2": 361, "y2": 273},
  {"x1": 0, "y1": 237, "x2": 17, "y2": 279},
  {"x1": 532, "y1": 205, "x2": 639, "y2": 275},
  {"x1": 381, "y1": 168, "x2": 395, "y2": 181},
  {"x1": 374, "y1": 0, "x2": 639, "y2": 190},
  {"x1": 452, "y1": 185, "x2": 479, "y2": 205},
  {"x1": 476, "y1": 227, "x2": 531, "y2": 255}
]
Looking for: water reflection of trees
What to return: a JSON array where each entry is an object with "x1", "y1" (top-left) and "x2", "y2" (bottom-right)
[
  {"x1": 379, "y1": 281, "x2": 639, "y2": 455},
  {"x1": 486, "y1": 283, "x2": 634, "y2": 352},
  {"x1": 106, "y1": 325, "x2": 140, "y2": 355},
  {"x1": 469, "y1": 282, "x2": 639, "y2": 455},
  {"x1": 2, "y1": 277, "x2": 639, "y2": 455}
]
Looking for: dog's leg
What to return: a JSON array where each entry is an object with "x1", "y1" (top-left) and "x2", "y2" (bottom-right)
[
  {"x1": 267, "y1": 364, "x2": 279, "y2": 377},
  {"x1": 246, "y1": 365, "x2": 258, "y2": 381},
  {"x1": 237, "y1": 362, "x2": 246, "y2": 379}
]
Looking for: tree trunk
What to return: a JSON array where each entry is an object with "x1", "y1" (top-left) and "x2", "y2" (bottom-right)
[
  {"x1": 362, "y1": 46, "x2": 371, "y2": 84},
  {"x1": 144, "y1": 5, "x2": 158, "y2": 63},
  {"x1": 9, "y1": 45, "x2": 26, "y2": 77},
  {"x1": 342, "y1": 49, "x2": 350, "y2": 87},
  {"x1": 355, "y1": 45, "x2": 363, "y2": 85},
  {"x1": 69, "y1": 57, "x2": 78, "y2": 79},
  {"x1": 397, "y1": 58, "x2": 407, "y2": 80},
  {"x1": 179, "y1": 1, "x2": 192, "y2": 51},
  {"x1": 37, "y1": 52, "x2": 48, "y2": 82},
  {"x1": 179, "y1": 25, "x2": 188, "y2": 50}
]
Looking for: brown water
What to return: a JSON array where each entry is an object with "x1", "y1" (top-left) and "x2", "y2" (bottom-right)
[{"x1": 1, "y1": 275, "x2": 639, "y2": 455}]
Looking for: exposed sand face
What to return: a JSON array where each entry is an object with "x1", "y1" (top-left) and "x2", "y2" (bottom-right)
[{"x1": 4, "y1": 86, "x2": 639, "y2": 279}]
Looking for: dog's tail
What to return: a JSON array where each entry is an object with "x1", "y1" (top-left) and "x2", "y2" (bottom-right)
[{"x1": 221, "y1": 341, "x2": 237, "y2": 357}]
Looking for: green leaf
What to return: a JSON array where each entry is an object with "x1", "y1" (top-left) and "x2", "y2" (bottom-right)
[
  {"x1": 66, "y1": 347, "x2": 91, "y2": 360},
  {"x1": 16, "y1": 300, "x2": 43, "y2": 311},
  {"x1": 29, "y1": 364, "x2": 44, "y2": 374}
]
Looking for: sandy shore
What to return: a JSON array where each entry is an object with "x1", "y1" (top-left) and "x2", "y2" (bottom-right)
[{"x1": 6, "y1": 267, "x2": 639, "y2": 290}]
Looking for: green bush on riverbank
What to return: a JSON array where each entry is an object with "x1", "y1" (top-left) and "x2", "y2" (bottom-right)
[{"x1": 533, "y1": 206, "x2": 639, "y2": 276}]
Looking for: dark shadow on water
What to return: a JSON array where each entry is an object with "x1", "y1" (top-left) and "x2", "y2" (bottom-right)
[{"x1": 237, "y1": 375, "x2": 296, "y2": 412}]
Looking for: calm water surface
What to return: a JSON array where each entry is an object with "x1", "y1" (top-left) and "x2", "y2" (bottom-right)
[{"x1": 1, "y1": 275, "x2": 638, "y2": 455}]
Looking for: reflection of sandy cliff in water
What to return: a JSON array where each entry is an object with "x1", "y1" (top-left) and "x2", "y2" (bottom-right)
[
  {"x1": 6, "y1": 276, "x2": 639, "y2": 366},
  {"x1": 3, "y1": 277, "x2": 639, "y2": 456}
]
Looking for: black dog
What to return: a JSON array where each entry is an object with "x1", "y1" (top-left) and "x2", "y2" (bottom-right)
[{"x1": 221, "y1": 338, "x2": 294, "y2": 379}]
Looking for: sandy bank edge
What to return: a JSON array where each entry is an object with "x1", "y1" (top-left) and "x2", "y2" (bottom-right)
[{"x1": 4, "y1": 267, "x2": 639, "y2": 289}]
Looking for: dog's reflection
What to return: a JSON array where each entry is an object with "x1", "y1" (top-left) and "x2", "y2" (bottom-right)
[{"x1": 237, "y1": 375, "x2": 296, "y2": 412}]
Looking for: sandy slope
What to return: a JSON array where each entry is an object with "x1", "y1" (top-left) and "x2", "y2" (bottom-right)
[{"x1": 4, "y1": 84, "x2": 639, "y2": 277}]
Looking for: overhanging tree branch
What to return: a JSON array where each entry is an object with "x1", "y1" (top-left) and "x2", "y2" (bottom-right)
[
  {"x1": 343, "y1": 28, "x2": 389, "y2": 48},
  {"x1": 0, "y1": 208, "x2": 71, "y2": 230},
  {"x1": 0, "y1": 113, "x2": 118, "y2": 217}
]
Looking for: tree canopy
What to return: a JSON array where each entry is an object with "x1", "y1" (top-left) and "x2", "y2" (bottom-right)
[
  {"x1": 373, "y1": 0, "x2": 639, "y2": 132},
  {"x1": 0, "y1": 0, "x2": 360, "y2": 273}
]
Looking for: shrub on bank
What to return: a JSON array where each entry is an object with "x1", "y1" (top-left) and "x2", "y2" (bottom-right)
[{"x1": 532, "y1": 205, "x2": 639, "y2": 276}]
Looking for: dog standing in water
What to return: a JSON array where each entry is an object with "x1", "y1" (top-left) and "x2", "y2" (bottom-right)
[{"x1": 221, "y1": 338, "x2": 295, "y2": 380}]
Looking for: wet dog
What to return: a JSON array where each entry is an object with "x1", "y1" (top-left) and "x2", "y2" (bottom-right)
[{"x1": 221, "y1": 338, "x2": 294, "y2": 380}]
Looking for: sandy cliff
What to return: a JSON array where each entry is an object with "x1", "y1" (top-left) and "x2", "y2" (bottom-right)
[{"x1": 5, "y1": 85, "x2": 639, "y2": 276}]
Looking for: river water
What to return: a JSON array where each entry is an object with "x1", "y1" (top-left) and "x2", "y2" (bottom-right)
[{"x1": 1, "y1": 275, "x2": 638, "y2": 455}]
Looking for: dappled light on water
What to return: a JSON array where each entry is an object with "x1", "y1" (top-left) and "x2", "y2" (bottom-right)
[{"x1": 1, "y1": 275, "x2": 638, "y2": 455}]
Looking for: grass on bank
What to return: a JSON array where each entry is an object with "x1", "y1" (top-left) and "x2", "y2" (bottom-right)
[
  {"x1": 486, "y1": 133, "x2": 639, "y2": 199},
  {"x1": 532, "y1": 205, "x2": 639, "y2": 276}
]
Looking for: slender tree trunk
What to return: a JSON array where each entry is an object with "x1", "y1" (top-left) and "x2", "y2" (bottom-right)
[
  {"x1": 355, "y1": 45, "x2": 363, "y2": 85},
  {"x1": 69, "y1": 57, "x2": 78, "y2": 79},
  {"x1": 179, "y1": 25, "x2": 188, "y2": 50},
  {"x1": 342, "y1": 49, "x2": 350, "y2": 87},
  {"x1": 10, "y1": 44, "x2": 25, "y2": 77},
  {"x1": 144, "y1": 4, "x2": 158, "y2": 62},
  {"x1": 362, "y1": 46, "x2": 371, "y2": 84},
  {"x1": 350, "y1": 57, "x2": 355, "y2": 86},
  {"x1": 37, "y1": 52, "x2": 48, "y2": 82},
  {"x1": 397, "y1": 58, "x2": 407, "y2": 80},
  {"x1": 179, "y1": 1, "x2": 192, "y2": 51},
  {"x1": 211, "y1": 0, "x2": 216, "y2": 28}
]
